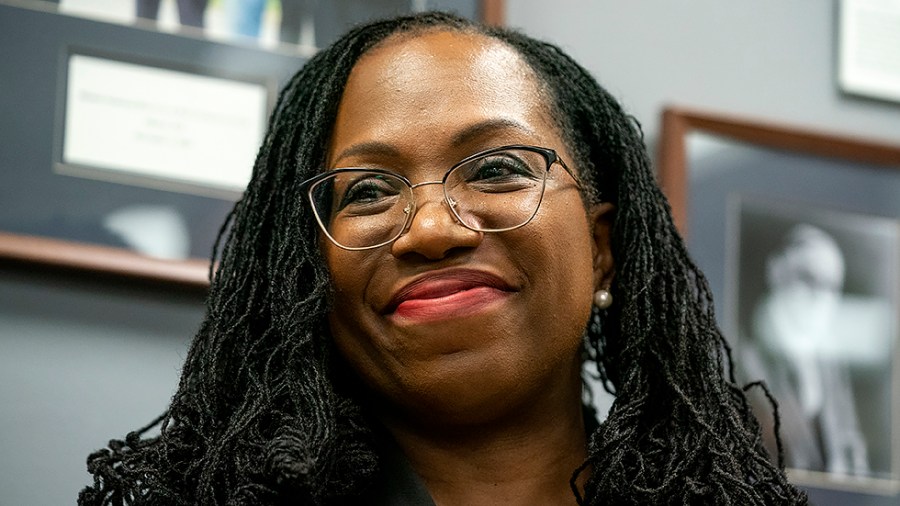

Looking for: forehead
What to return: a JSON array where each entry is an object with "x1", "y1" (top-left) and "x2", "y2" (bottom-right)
[
  {"x1": 327, "y1": 30, "x2": 562, "y2": 166},
  {"x1": 359, "y1": 29, "x2": 537, "y2": 90}
]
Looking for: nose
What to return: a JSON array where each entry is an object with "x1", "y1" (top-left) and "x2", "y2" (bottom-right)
[{"x1": 390, "y1": 181, "x2": 483, "y2": 260}]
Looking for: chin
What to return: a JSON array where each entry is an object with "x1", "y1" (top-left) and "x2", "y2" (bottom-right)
[{"x1": 382, "y1": 348, "x2": 578, "y2": 429}]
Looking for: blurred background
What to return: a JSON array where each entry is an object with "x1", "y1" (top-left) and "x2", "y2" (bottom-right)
[{"x1": 1, "y1": 1, "x2": 898, "y2": 504}]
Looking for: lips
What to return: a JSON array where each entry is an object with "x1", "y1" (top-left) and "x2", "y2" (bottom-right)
[{"x1": 384, "y1": 269, "x2": 515, "y2": 321}]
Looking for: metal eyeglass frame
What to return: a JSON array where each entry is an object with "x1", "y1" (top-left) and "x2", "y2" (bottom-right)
[{"x1": 300, "y1": 144, "x2": 582, "y2": 251}]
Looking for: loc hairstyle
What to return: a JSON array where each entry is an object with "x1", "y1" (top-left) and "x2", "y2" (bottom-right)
[{"x1": 80, "y1": 11, "x2": 807, "y2": 506}]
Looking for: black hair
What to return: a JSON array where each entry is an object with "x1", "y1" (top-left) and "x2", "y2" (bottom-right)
[{"x1": 79, "y1": 11, "x2": 807, "y2": 505}]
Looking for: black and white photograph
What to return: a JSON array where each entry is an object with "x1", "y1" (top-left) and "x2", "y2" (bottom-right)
[{"x1": 731, "y1": 197, "x2": 899, "y2": 489}]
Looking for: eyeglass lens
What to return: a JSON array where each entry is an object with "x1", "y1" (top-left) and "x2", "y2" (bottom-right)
[{"x1": 309, "y1": 148, "x2": 549, "y2": 249}]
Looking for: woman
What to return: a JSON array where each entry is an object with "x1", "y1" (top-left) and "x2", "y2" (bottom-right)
[{"x1": 80, "y1": 12, "x2": 807, "y2": 505}]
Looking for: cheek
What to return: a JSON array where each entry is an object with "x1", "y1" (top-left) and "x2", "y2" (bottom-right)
[
  {"x1": 542, "y1": 202, "x2": 596, "y2": 289},
  {"x1": 324, "y1": 249, "x2": 377, "y2": 355},
  {"x1": 324, "y1": 247, "x2": 408, "y2": 395},
  {"x1": 548, "y1": 246, "x2": 595, "y2": 333},
  {"x1": 519, "y1": 211, "x2": 597, "y2": 347},
  {"x1": 324, "y1": 242, "x2": 378, "y2": 309}
]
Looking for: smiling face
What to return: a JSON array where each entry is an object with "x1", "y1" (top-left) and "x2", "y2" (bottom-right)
[{"x1": 323, "y1": 30, "x2": 613, "y2": 428}]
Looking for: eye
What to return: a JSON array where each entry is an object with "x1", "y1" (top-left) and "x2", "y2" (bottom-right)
[
  {"x1": 337, "y1": 174, "x2": 404, "y2": 213},
  {"x1": 470, "y1": 155, "x2": 531, "y2": 179},
  {"x1": 455, "y1": 151, "x2": 543, "y2": 192}
]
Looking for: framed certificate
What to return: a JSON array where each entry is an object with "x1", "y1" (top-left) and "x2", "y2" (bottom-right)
[
  {"x1": 0, "y1": 2, "x2": 305, "y2": 283},
  {"x1": 59, "y1": 52, "x2": 268, "y2": 197}
]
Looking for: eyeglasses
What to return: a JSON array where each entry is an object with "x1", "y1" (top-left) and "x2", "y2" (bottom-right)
[{"x1": 300, "y1": 144, "x2": 580, "y2": 251}]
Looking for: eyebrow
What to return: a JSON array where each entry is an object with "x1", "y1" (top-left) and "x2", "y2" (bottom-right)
[
  {"x1": 332, "y1": 141, "x2": 402, "y2": 165},
  {"x1": 331, "y1": 118, "x2": 537, "y2": 165},
  {"x1": 450, "y1": 118, "x2": 537, "y2": 146}
]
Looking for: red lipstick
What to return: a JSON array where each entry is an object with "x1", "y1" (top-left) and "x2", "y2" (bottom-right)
[{"x1": 385, "y1": 269, "x2": 514, "y2": 323}]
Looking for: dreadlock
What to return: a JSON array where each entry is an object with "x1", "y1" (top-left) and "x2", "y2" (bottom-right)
[{"x1": 79, "y1": 12, "x2": 807, "y2": 505}]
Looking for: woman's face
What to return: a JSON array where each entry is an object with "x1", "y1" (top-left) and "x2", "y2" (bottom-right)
[{"x1": 323, "y1": 30, "x2": 613, "y2": 426}]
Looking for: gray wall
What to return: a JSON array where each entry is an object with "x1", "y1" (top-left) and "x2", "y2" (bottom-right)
[
  {"x1": 0, "y1": 271, "x2": 201, "y2": 505},
  {"x1": 507, "y1": 1, "x2": 900, "y2": 148}
]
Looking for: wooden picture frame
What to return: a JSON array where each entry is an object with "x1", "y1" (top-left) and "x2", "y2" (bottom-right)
[
  {"x1": 0, "y1": 231, "x2": 210, "y2": 290},
  {"x1": 657, "y1": 106, "x2": 900, "y2": 498},
  {"x1": 658, "y1": 107, "x2": 900, "y2": 236}
]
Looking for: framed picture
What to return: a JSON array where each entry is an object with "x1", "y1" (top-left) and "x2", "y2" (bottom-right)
[
  {"x1": 658, "y1": 107, "x2": 900, "y2": 497},
  {"x1": 58, "y1": 50, "x2": 270, "y2": 198},
  {"x1": 51, "y1": 0, "x2": 502, "y2": 52},
  {"x1": 0, "y1": 1, "x2": 309, "y2": 285},
  {"x1": 0, "y1": 0, "x2": 502, "y2": 285},
  {"x1": 732, "y1": 197, "x2": 898, "y2": 492},
  {"x1": 837, "y1": 0, "x2": 900, "y2": 103}
]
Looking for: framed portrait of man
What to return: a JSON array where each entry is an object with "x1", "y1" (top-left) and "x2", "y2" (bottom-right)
[
  {"x1": 658, "y1": 106, "x2": 900, "y2": 499},
  {"x1": 730, "y1": 197, "x2": 899, "y2": 491}
]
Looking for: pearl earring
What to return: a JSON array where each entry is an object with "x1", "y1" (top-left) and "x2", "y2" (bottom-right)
[{"x1": 593, "y1": 289, "x2": 612, "y2": 309}]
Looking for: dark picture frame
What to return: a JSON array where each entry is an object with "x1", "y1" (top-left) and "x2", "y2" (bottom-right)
[
  {"x1": 0, "y1": 1, "x2": 312, "y2": 284},
  {"x1": 54, "y1": 0, "x2": 504, "y2": 51},
  {"x1": 658, "y1": 106, "x2": 900, "y2": 497},
  {"x1": 0, "y1": 0, "x2": 502, "y2": 286}
]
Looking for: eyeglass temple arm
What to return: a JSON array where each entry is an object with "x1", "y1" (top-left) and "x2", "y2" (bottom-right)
[{"x1": 552, "y1": 155, "x2": 584, "y2": 190}]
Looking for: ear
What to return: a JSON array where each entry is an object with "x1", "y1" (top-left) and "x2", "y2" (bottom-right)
[{"x1": 589, "y1": 202, "x2": 616, "y2": 291}]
